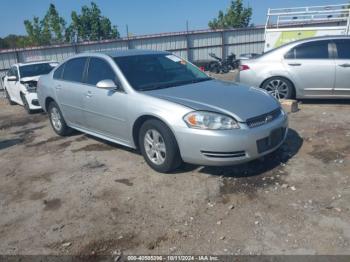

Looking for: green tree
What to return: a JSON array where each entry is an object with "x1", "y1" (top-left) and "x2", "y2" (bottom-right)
[
  {"x1": 209, "y1": 0, "x2": 252, "y2": 29},
  {"x1": 24, "y1": 4, "x2": 66, "y2": 45},
  {"x1": 0, "y1": 35, "x2": 30, "y2": 49},
  {"x1": 66, "y1": 2, "x2": 119, "y2": 42}
]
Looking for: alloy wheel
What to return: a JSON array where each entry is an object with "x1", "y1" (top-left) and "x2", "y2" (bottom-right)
[
  {"x1": 144, "y1": 129, "x2": 166, "y2": 165},
  {"x1": 265, "y1": 79, "x2": 289, "y2": 99},
  {"x1": 51, "y1": 107, "x2": 62, "y2": 131}
]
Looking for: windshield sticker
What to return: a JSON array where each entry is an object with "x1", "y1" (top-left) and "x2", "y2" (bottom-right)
[{"x1": 166, "y1": 55, "x2": 182, "y2": 62}]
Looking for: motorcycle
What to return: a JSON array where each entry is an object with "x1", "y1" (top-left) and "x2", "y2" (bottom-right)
[{"x1": 208, "y1": 53, "x2": 240, "y2": 74}]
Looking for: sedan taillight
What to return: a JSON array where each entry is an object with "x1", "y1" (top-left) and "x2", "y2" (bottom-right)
[{"x1": 240, "y1": 65, "x2": 250, "y2": 71}]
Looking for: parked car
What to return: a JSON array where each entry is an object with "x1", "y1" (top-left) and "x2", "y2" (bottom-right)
[
  {"x1": 236, "y1": 36, "x2": 350, "y2": 99},
  {"x1": 37, "y1": 50, "x2": 288, "y2": 173},
  {"x1": 238, "y1": 53, "x2": 261, "y2": 60},
  {"x1": 2, "y1": 61, "x2": 58, "y2": 113}
]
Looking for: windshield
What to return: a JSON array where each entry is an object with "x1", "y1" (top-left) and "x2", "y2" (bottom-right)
[
  {"x1": 113, "y1": 54, "x2": 211, "y2": 91},
  {"x1": 19, "y1": 63, "x2": 56, "y2": 78}
]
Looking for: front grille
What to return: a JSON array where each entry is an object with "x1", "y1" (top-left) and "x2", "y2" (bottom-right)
[
  {"x1": 246, "y1": 108, "x2": 282, "y2": 128},
  {"x1": 201, "y1": 150, "x2": 246, "y2": 158},
  {"x1": 257, "y1": 127, "x2": 286, "y2": 154}
]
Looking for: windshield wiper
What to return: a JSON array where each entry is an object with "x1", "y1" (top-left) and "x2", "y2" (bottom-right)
[{"x1": 138, "y1": 77, "x2": 213, "y2": 91}]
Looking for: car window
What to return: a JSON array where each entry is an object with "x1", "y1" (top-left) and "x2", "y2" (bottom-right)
[
  {"x1": 7, "y1": 68, "x2": 13, "y2": 76},
  {"x1": 286, "y1": 40, "x2": 330, "y2": 59},
  {"x1": 19, "y1": 63, "x2": 56, "y2": 78},
  {"x1": 334, "y1": 39, "x2": 350, "y2": 59},
  {"x1": 13, "y1": 67, "x2": 19, "y2": 78},
  {"x1": 53, "y1": 64, "x2": 65, "y2": 80},
  {"x1": 86, "y1": 58, "x2": 117, "y2": 86},
  {"x1": 114, "y1": 54, "x2": 210, "y2": 91},
  {"x1": 62, "y1": 57, "x2": 87, "y2": 83}
]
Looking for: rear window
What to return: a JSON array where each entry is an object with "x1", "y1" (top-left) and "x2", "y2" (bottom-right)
[{"x1": 62, "y1": 58, "x2": 87, "y2": 83}]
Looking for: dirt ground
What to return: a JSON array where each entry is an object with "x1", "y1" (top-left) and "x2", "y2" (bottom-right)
[{"x1": 0, "y1": 73, "x2": 350, "y2": 256}]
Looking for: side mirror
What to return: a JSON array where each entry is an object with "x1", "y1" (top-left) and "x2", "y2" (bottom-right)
[
  {"x1": 96, "y1": 79, "x2": 119, "y2": 90},
  {"x1": 7, "y1": 76, "x2": 18, "y2": 82}
]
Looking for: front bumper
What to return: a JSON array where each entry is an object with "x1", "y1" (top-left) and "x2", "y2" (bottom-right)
[
  {"x1": 175, "y1": 112, "x2": 288, "y2": 166},
  {"x1": 25, "y1": 92, "x2": 42, "y2": 110}
]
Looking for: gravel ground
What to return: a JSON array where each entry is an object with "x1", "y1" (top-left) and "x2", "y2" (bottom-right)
[{"x1": 0, "y1": 74, "x2": 349, "y2": 256}]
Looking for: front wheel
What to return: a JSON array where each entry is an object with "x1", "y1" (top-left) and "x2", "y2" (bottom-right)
[
  {"x1": 48, "y1": 101, "x2": 72, "y2": 136},
  {"x1": 261, "y1": 77, "x2": 294, "y2": 100},
  {"x1": 20, "y1": 93, "x2": 33, "y2": 114},
  {"x1": 139, "y1": 119, "x2": 182, "y2": 173}
]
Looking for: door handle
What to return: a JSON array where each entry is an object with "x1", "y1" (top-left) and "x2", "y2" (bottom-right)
[
  {"x1": 55, "y1": 85, "x2": 62, "y2": 90},
  {"x1": 86, "y1": 91, "x2": 92, "y2": 98},
  {"x1": 288, "y1": 63, "x2": 301, "y2": 66},
  {"x1": 339, "y1": 63, "x2": 350, "y2": 68}
]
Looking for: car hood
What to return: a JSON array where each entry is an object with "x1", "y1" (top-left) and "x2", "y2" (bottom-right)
[
  {"x1": 144, "y1": 80, "x2": 280, "y2": 122},
  {"x1": 20, "y1": 76, "x2": 40, "y2": 83}
]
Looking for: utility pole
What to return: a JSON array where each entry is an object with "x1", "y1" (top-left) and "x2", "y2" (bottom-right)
[
  {"x1": 126, "y1": 24, "x2": 129, "y2": 38},
  {"x1": 185, "y1": 20, "x2": 191, "y2": 61},
  {"x1": 126, "y1": 24, "x2": 131, "y2": 49}
]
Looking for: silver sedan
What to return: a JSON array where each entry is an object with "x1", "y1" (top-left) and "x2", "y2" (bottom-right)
[
  {"x1": 37, "y1": 50, "x2": 288, "y2": 173},
  {"x1": 237, "y1": 36, "x2": 350, "y2": 99}
]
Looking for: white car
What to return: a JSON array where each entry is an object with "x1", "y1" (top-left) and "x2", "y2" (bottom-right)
[{"x1": 2, "y1": 61, "x2": 58, "y2": 113}]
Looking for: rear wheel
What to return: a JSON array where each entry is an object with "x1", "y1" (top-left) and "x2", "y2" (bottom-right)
[
  {"x1": 262, "y1": 77, "x2": 294, "y2": 99},
  {"x1": 221, "y1": 65, "x2": 230, "y2": 74},
  {"x1": 4, "y1": 89, "x2": 15, "y2": 105},
  {"x1": 48, "y1": 101, "x2": 72, "y2": 136},
  {"x1": 20, "y1": 93, "x2": 33, "y2": 114},
  {"x1": 139, "y1": 119, "x2": 182, "y2": 173},
  {"x1": 209, "y1": 62, "x2": 220, "y2": 74}
]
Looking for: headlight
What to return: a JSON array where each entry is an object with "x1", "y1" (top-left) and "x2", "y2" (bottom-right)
[
  {"x1": 183, "y1": 111, "x2": 240, "y2": 130},
  {"x1": 24, "y1": 83, "x2": 36, "y2": 92}
]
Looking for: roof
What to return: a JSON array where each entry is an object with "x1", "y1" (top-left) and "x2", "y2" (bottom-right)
[
  {"x1": 75, "y1": 49, "x2": 170, "y2": 59},
  {"x1": 281, "y1": 35, "x2": 350, "y2": 47}
]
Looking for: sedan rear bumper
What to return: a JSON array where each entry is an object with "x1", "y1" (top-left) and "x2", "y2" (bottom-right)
[{"x1": 175, "y1": 112, "x2": 288, "y2": 166}]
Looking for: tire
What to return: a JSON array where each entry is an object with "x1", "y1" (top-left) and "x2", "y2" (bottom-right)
[
  {"x1": 221, "y1": 65, "x2": 230, "y2": 74},
  {"x1": 20, "y1": 93, "x2": 33, "y2": 114},
  {"x1": 139, "y1": 119, "x2": 182, "y2": 173},
  {"x1": 209, "y1": 62, "x2": 220, "y2": 74},
  {"x1": 48, "y1": 101, "x2": 72, "y2": 136},
  {"x1": 261, "y1": 77, "x2": 294, "y2": 100},
  {"x1": 4, "y1": 89, "x2": 15, "y2": 105}
]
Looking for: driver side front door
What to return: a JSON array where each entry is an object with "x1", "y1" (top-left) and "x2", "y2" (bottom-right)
[{"x1": 83, "y1": 57, "x2": 130, "y2": 145}]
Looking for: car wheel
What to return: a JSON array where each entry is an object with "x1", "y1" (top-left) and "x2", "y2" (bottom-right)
[
  {"x1": 221, "y1": 65, "x2": 230, "y2": 74},
  {"x1": 139, "y1": 119, "x2": 182, "y2": 173},
  {"x1": 20, "y1": 93, "x2": 33, "y2": 114},
  {"x1": 4, "y1": 89, "x2": 15, "y2": 105},
  {"x1": 262, "y1": 77, "x2": 294, "y2": 100},
  {"x1": 209, "y1": 62, "x2": 220, "y2": 74},
  {"x1": 48, "y1": 101, "x2": 72, "y2": 136}
]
